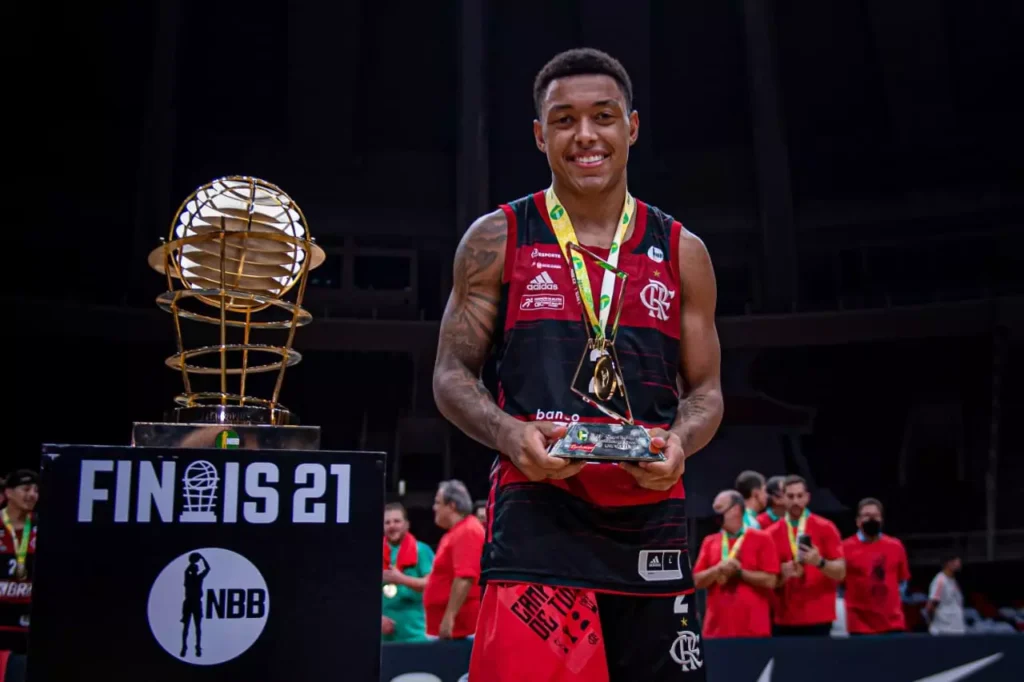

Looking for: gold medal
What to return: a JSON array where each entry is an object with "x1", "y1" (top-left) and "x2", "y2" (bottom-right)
[
  {"x1": 14, "y1": 563, "x2": 27, "y2": 580},
  {"x1": 382, "y1": 583, "x2": 398, "y2": 598},
  {"x1": 592, "y1": 353, "x2": 617, "y2": 401}
]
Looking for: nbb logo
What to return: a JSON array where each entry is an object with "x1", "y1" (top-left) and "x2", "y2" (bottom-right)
[
  {"x1": 206, "y1": 586, "x2": 266, "y2": 620},
  {"x1": 148, "y1": 547, "x2": 269, "y2": 666}
]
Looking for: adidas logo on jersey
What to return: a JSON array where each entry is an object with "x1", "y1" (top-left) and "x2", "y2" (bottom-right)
[{"x1": 526, "y1": 271, "x2": 558, "y2": 291}]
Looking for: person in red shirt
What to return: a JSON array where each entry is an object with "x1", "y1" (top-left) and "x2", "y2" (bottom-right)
[
  {"x1": 768, "y1": 475, "x2": 846, "y2": 636},
  {"x1": 755, "y1": 475, "x2": 786, "y2": 530},
  {"x1": 0, "y1": 470, "x2": 39, "y2": 654},
  {"x1": 423, "y1": 480, "x2": 485, "y2": 639},
  {"x1": 693, "y1": 490, "x2": 780, "y2": 638},
  {"x1": 841, "y1": 497, "x2": 909, "y2": 635}
]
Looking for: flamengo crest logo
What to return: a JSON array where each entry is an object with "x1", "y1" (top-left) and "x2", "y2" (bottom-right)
[
  {"x1": 147, "y1": 547, "x2": 269, "y2": 666},
  {"x1": 640, "y1": 279, "x2": 675, "y2": 321}
]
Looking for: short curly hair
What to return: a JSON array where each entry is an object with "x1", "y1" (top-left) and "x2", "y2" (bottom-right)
[{"x1": 533, "y1": 47, "x2": 634, "y2": 117}]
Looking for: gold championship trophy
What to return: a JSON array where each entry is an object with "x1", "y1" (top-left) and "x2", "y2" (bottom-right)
[
  {"x1": 544, "y1": 188, "x2": 665, "y2": 463},
  {"x1": 131, "y1": 176, "x2": 325, "y2": 450}
]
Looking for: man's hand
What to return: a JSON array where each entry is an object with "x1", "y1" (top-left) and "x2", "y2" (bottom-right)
[
  {"x1": 719, "y1": 558, "x2": 741, "y2": 578},
  {"x1": 438, "y1": 613, "x2": 455, "y2": 639},
  {"x1": 381, "y1": 616, "x2": 395, "y2": 635},
  {"x1": 382, "y1": 569, "x2": 405, "y2": 586},
  {"x1": 499, "y1": 421, "x2": 586, "y2": 481},
  {"x1": 621, "y1": 428, "x2": 685, "y2": 491},
  {"x1": 797, "y1": 545, "x2": 821, "y2": 568},
  {"x1": 780, "y1": 561, "x2": 804, "y2": 582}
]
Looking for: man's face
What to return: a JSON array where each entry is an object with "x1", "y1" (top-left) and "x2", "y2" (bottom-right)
[
  {"x1": 752, "y1": 485, "x2": 768, "y2": 512},
  {"x1": 384, "y1": 509, "x2": 408, "y2": 544},
  {"x1": 433, "y1": 489, "x2": 455, "y2": 530},
  {"x1": 475, "y1": 506, "x2": 487, "y2": 526},
  {"x1": 856, "y1": 504, "x2": 883, "y2": 530},
  {"x1": 784, "y1": 483, "x2": 809, "y2": 517},
  {"x1": 533, "y1": 74, "x2": 638, "y2": 196},
  {"x1": 5, "y1": 484, "x2": 38, "y2": 512}
]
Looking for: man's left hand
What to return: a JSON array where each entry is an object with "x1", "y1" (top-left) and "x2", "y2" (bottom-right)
[
  {"x1": 438, "y1": 613, "x2": 455, "y2": 639},
  {"x1": 621, "y1": 429, "x2": 685, "y2": 491}
]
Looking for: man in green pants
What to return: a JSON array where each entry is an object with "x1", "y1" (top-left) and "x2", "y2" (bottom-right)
[{"x1": 382, "y1": 502, "x2": 435, "y2": 642}]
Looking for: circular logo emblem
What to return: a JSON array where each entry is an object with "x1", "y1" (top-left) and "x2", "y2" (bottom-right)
[
  {"x1": 550, "y1": 205, "x2": 565, "y2": 220},
  {"x1": 147, "y1": 547, "x2": 270, "y2": 666},
  {"x1": 215, "y1": 430, "x2": 240, "y2": 449}
]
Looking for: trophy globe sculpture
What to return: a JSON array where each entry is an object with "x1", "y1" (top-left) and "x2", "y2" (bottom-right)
[{"x1": 132, "y1": 176, "x2": 325, "y2": 451}]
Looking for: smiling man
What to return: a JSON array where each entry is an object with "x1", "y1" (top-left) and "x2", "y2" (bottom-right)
[{"x1": 433, "y1": 47, "x2": 723, "y2": 681}]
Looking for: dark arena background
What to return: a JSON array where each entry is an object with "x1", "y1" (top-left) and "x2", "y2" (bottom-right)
[{"x1": 3, "y1": 0, "x2": 1023, "y2": 681}]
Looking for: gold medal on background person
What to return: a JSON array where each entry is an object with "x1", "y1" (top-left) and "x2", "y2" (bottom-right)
[
  {"x1": 2, "y1": 508, "x2": 31, "y2": 581},
  {"x1": 544, "y1": 187, "x2": 663, "y2": 464},
  {"x1": 382, "y1": 583, "x2": 398, "y2": 599}
]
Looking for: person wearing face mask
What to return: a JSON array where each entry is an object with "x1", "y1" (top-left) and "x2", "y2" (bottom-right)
[
  {"x1": 840, "y1": 498, "x2": 910, "y2": 635},
  {"x1": 692, "y1": 490, "x2": 780, "y2": 638},
  {"x1": 755, "y1": 475, "x2": 786, "y2": 530}
]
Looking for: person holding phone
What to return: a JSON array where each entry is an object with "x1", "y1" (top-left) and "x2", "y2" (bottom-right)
[{"x1": 767, "y1": 475, "x2": 846, "y2": 636}]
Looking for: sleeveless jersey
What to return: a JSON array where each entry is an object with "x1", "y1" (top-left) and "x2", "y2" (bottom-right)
[{"x1": 483, "y1": 191, "x2": 693, "y2": 596}]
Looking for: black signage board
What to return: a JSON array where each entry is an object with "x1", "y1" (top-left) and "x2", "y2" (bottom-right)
[{"x1": 28, "y1": 444, "x2": 385, "y2": 682}]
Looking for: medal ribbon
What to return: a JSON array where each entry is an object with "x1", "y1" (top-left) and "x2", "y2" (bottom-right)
[
  {"x1": 2, "y1": 510, "x2": 31, "y2": 578},
  {"x1": 544, "y1": 187, "x2": 633, "y2": 341},
  {"x1": 743, "y1": 507, "x2": 761, "y2": 530},
  {"x1": 720, "y1": 531, "x2": 745, "y2": 562},
  {"x1": 786, "y1": 508, "x2": 809, "y2": 559}
]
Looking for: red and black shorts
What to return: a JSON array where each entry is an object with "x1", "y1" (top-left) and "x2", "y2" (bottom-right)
[{"x1": 468, "y1": 583, "x2": 706, "y2": 682}]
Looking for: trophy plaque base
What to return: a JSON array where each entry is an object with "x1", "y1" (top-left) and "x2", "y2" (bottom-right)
[
  {"x1": 549, "y1": 422, "x2": 664, "y2": 463},
  {"x1": 131, "y1": 421, "x2": 321, "y2": 451}
]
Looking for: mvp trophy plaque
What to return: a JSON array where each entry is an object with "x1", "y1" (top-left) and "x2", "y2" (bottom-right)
[
  {"x1": 133, "y1": 175, "x2": 326, "y2": 450},
  {"x1": 548, "y1": 241, "x2": 664, "y2": 464}
]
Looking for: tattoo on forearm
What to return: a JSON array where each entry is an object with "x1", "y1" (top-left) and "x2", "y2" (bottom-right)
[
  {"x1": 672, "y1": 389, "x2": 723, "y2": 456},
  {"x1": 434, "y1": 212, "x2": 512, "y2": 451}
]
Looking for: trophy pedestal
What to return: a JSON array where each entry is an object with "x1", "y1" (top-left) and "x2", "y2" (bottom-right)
[
  {"x1": 131, "y1": 421, "x2": 321, "y2": 450},
  {"x1": 132, "y1": 404, "x2": 321, "y2": 450}
]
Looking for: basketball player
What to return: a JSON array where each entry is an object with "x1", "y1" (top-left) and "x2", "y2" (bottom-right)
[
  {"x1": 180, "y1": 552, "x2": 210, "y2": 658},
  {"x1": 433, "y1": 48, "x2": 723, "y2": 681}
]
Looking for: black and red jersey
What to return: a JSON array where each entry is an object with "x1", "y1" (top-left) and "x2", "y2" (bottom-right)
[
  {"x1": 0, "y1": 515, "x2": 36, "y2": 639},
  {"x1": 484, "y1": 191, "x2": 692, "y2": 596}
]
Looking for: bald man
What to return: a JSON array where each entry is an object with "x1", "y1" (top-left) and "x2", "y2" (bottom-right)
[{"x1": 692, "y1": 490, "x2": 780, "y2": 639}]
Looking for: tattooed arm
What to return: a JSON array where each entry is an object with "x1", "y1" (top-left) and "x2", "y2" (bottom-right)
[
  {"x1": 433, "y1": 211, "x2": 586, "y2": 481},
  {"x1": 670, "y1": 228, "x2": 724, "y2": 457},
  {"x1": 432, "y1": 210, "x2": 514, "y2": 450}
]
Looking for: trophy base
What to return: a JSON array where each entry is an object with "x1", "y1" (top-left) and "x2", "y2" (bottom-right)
[
  {"x1": 168, "y1": 404, "x2": 297, "y2": 426},
  {"x1": 132, "y1": 421, "x2": 321, "y2": 451},
  {"x1": 548, "y1": 422, "x2": 664, "y2": 463}
]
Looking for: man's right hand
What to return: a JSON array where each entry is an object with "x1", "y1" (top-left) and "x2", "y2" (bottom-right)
[
  {"x1": 381, "y1": 616, "x2": 395, "y2": 635},
  {"x1": 500, "y1": 421, "x2": 586, "y2": 482}
]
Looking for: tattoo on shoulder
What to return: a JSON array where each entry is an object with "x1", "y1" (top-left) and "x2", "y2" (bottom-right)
[{"x1": 442, "y1": 211, "x2": 507, "y2": 367}]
